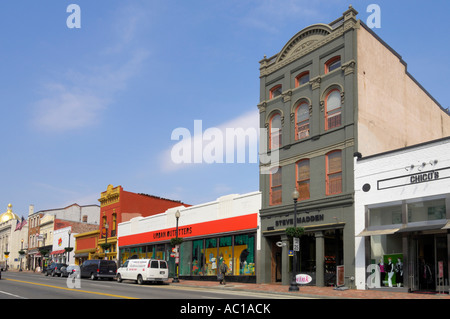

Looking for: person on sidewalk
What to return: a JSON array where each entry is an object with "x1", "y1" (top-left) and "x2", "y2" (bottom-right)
[{"x1": 218, "y1": 257, "x2": 228, "y2": 285}]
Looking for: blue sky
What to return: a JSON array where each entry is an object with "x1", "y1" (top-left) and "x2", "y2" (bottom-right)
[{"x1": 1, "y1": 1, "x2": 449, "y2": 218}]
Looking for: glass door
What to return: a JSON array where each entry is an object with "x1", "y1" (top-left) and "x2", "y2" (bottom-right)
[
  {"x1": 408, "y1": 236, "x2": 419, "y2": 291},
  {"x1": 435, "y1": 235, "x2": 448, "y2": 292}
]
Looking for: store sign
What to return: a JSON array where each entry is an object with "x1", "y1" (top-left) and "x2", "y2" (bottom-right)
[
  {"x1": 296, "y1": 274, "x2": 312, "y2": 284},
  {"x1": 378, "y1": 166, "x2": 450, "y2": 190},
  {"x1": 153, "y1": 227, "x2": 193, "y2": 240},
  {"x1": 273, "y1": 214, "x2": 324, "y2": 228},
  {"x1": 119, "y1": 213, "x2": 257, "y2": 247}
]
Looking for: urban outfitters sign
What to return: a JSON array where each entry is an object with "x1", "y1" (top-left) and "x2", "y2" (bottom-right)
[{"x1": 377, "y1": 166, "x2": 450, "y2": 190}]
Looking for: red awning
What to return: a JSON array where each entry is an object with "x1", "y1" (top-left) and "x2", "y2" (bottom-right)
[{"x1": 50, "y1": 249, "x2": 66, "y2": 255}]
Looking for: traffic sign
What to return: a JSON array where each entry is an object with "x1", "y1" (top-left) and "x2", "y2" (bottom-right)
[{"x1": 293, "y1": 237, "x2": 300, "y2": 252}]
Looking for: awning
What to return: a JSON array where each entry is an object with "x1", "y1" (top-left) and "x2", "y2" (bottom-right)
[
  {"x1": 50, "y1": 250, "x2": 66, "y2": 255},
  {"x1": 356, "y1": 228, "x2": 400, "y2": 237},
  {"x1": 397, "y1": 223, "x2": 446, "y2": 233},
  {"x1": 441, "y1": 221, "x2": 450, "y2": 230}
]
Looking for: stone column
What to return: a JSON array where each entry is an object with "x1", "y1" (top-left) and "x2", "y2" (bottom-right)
[
  {"x1": 315, "y1": 231, "x2": 325, "y2": 287},
  {"x1": 281, "y1": 234, "x2": 290, "y2": 286}
]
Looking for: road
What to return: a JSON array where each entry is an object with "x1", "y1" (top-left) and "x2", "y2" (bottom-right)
[{"x1": 0, "y1": 271, "x2": 305, "y2": 300}]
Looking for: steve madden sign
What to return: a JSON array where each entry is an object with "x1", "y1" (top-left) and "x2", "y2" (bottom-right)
[
  {"x1": 268, "y1": 213, "x2": 325, "y2": 230},
  {"x1": 378, "y1": 166, "x2": 450, "y2": 190}
]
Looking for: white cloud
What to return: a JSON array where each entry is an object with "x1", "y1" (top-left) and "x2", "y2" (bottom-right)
[
  {"x1": 31, "y1": 4, "x2": 149, "y2": 133},
  {"x1": 160, "y1": 109, "x2": 260, "y2": 172},
  {"x1": 240, "y1": 0, "x2": 325, "y2": 33}
]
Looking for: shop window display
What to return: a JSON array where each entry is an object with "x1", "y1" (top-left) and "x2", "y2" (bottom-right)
[
  {"x1": 192, "y1": 239, "x2": 205, "y2": 276},
  {"x1": 219, "y1": 236, "x2": 233, "y2": 275},
  {"x1": 205, "y1": 238, "x2": 218, "y2": 275},
  {"x1": 367, "y1": 234, "x2": 403, "y2": 288},
  {"x1": 234, "y1": 234, "x2": 255, "y2": 275}
]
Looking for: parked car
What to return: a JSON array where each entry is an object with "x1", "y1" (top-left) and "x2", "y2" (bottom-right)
[
  {"x1": 60, "y1": 265, "x2": 80, "y2": 277},
  {"x1": 117, "y1": 259, "x2": 168, "y2": 285},
  {"x1": 44, "y1": 262, "x2": 68, "y2": 277},
  {"x1": 80, "y1": 259, "x2": 117, "y2": 280}
]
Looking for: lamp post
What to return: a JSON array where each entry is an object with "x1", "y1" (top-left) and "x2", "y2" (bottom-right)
[
  {"x1": 104, "y1": 222, "x2": 109, "y2": 260},
  {"x1": 20, "y1": 239, "x2": 24, "y2": 272},
  {"x1": 172, "y1": 210, "x2": 180, "y2": 283},
  {"x1": 66, "y1": 230, "x2": 71, "y2": 264},
  {"x1": 289, "y1": 189, "x2": 300, "y2": 292}
]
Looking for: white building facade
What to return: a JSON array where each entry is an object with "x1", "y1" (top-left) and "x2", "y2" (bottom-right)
[
  {"x1": 355, "y1": 137, "x2": 450, "y2": 293},
  {"x1": 0, "y1": 204, "x2": 29, "y2": 270},
  {"x1": 118, "y1": 191, "x2": 261, "y2": 282}
]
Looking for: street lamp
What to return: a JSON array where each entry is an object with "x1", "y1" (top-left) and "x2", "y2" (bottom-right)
[
  {"x1": 289, "y1": 189, "x2": 300, "y2": 292},
  {"x1": 66, "y1": 230, "x2": 71, "y2": 264},
  {"x1": 104, "y1": 222, "x2": 109, "y2": 260},
  {"x1": 20, "y1": 239, "x2": 24, "y2": 272},
  {"x1": 172, "y1": 210, "x2": 180, "y2": 283}
]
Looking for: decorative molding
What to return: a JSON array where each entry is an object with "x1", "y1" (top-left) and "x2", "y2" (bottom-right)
[
  {"x1": 341, "y1": 60, "x2": 356, "y2": 76},
  {"x1": 282, "y1": 90, "x2": 292, "y2": 103},
  {"x1": 309, "y1": 76, "x2": 322, "y2": 90},
  {"x1": 98, "y1": 184, "x2": 121, "y2": 207},
  {"x1": 260, "y1": 18, "x2": 358, "y2": 77}
]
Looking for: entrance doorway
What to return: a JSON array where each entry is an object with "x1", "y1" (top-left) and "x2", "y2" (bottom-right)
[
  {"x1": 271, "y1": 238, "x2": 282, "y2": 282},
  {"x1": 409, "y1": 234, "x2": 448, "y2": 292}
]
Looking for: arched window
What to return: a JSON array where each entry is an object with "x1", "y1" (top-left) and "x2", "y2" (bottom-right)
[
  {"x1": 295, "y1": 102, "x2": 310, "y2": 140},
  {"x1": 269, "y1": 113, "x2": 282, "y2": 150},
  {"x1": 325, "y1": 56, "x2": 341, "y2": 74},
  {"x1": 296, "y1": 159, "x2": 310, "y2": 200},
  {"x1": 270, "y1": 167, "x2": 282, "y2": 205},
  {"x1": 325, "y1": 89, "x2": 342, "y2": 130},
  {"x1": 295, "y1": 71, "x2": 310, "y2": 87},
  {"x1": 269, "y1": 84, "x2": 282, "y2": 99},
  {"x1": 326, "y1": 150, "x2": 342, "y2": 195}
]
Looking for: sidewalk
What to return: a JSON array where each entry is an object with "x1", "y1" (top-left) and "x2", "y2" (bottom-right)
[{"x1": 171, "y1": 279, "x2": 450, "y2": 299}]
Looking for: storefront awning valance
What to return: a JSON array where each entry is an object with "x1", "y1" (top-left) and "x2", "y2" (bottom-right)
[{"x1": 50, "y1": 250, "x2": 66, "y2": 255}]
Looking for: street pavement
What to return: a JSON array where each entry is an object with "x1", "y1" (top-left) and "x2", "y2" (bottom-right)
[
  {"x1": 171, "y1": 279, "x2": 450, "y2": 299},
  {"x1": 3, "y1": 269, "x2": 450, "y2": 299}
]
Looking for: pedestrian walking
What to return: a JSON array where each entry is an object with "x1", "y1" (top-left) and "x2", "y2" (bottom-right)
[{"x1": 218, "y1": 257, "x2": 228, "y2": 285}]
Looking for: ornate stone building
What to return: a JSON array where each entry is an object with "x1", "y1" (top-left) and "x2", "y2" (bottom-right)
[{"x1": 257, "y1": 6, "x2": 450, "y2": 287}]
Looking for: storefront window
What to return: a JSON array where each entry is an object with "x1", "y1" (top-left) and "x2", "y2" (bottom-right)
[
  {"x1": 219, "y1": 236, "x2": 232, "y2": 275},
  {"x1": 234, "y1": 234, "x2": 255, "y2": 275},
  {"x1": 137, "y1": 246, "x2": 145, "y2": 259},
  {"x1": 192, "y1": 239, "x2": 204, "y2": 276},
  {"x1": 367, "y1": 234, "x2": 403, "y2": 288},
  {"x1": 369, "y1": 204, "x2": 402, "y2": 227},
  {"x1": 155, "y1": 244, "x2": 165, "y2": 260},
  {"x1": 205, "y1": 238, "x2": 217, "y2": 275},
  {"x1": 179, "y1": 241, "x2": 192, "y2": 276},
  {"x1": 408, "y1": 198, "x2": 446, "y2": 223}
]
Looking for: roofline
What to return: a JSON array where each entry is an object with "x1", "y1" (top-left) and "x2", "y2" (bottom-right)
[{"x1": 356, "y1": 136, "x2": 450, "y2": 162}]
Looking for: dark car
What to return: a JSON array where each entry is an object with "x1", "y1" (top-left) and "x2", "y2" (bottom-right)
[
  {"x1": 80, "y1": 259, "x2": 117, "y2": 280},
  {"x1": 44, "y1": 262, "x2": 68, "y2": 277}
]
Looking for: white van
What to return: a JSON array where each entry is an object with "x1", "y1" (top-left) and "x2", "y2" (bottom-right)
[{"x1": 117, "y1": 259, "x2": 168, "y2": 285}]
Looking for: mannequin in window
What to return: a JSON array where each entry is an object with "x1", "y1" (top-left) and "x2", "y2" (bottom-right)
[
  {"x1": 386, "y1": 257, "x2": 395, "y2": 287},
  {"x1": 378, "y1": 259, "x2": 385, "y2": 286},
  {"x1": 396, "y1": 259, "x2": 403, "y2": 287}
]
